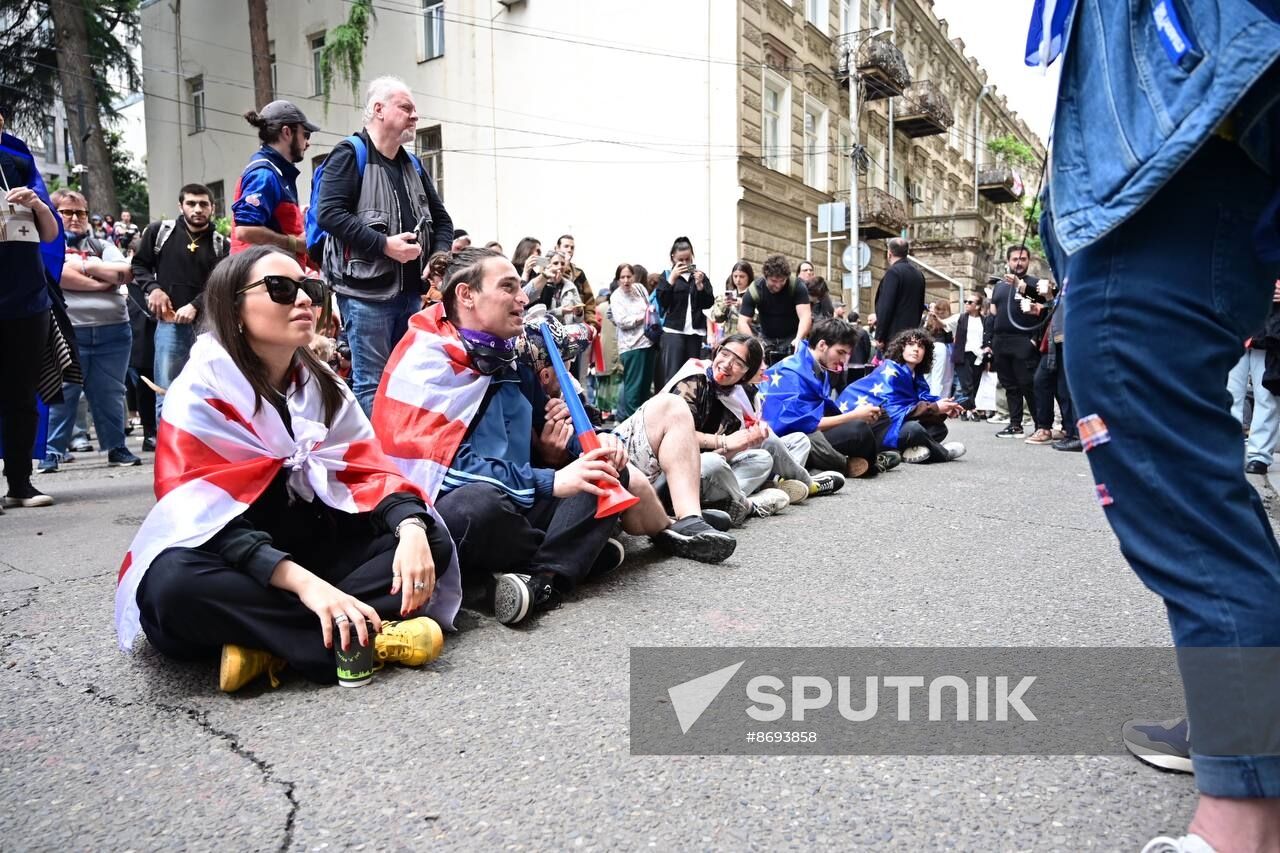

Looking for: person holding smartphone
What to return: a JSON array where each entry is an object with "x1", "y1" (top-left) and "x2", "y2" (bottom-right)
[{"x1": 655, "y1": 235, "x2": 714, "y2": 386}]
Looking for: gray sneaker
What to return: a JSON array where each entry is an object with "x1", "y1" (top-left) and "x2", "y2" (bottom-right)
[{"x1": 1122, "y1": 716, "x2": 1192, "y2": 774}]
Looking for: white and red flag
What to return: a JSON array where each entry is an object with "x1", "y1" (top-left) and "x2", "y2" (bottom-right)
[
  {"x1": 661, "y1": 358, "x2": 762, "y2": 430},
  {"x1": 115, "y1": 333, "x2": 461, "y2": 651},
  {"x1": 372, "y1": 304, "x2": 491, "y2": 499}
]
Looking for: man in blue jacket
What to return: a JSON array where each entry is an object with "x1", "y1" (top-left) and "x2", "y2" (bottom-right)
[{"x1": 1033, "y1": 2, "x2": 1280, "y2": 849}]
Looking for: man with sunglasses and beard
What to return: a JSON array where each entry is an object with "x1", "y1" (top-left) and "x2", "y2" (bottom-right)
[{"x1": 232, "y1": 101, "x2": 320, "y2": 265}]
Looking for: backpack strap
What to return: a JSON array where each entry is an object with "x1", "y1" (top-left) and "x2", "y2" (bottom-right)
[
  {"x1": 347, "y1": 134, "x2": 368, "y2": 173},
  {"x1": 153, "y1": 219, "x2": 176, "y2": 254}
]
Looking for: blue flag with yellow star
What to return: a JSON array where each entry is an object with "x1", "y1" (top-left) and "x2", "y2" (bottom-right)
[
  {"x1": 760, "y1": 342, "x2": 840, "y2": 436},
  {"x1": 836, "y1": 359, "x2": 937, "y2": 448}
]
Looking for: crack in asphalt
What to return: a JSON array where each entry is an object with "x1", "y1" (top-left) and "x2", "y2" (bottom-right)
[
  {"x1": 18, "y1": 670, "x2": 300, "y2": 851},
  {"x1": 0, "y1": 590, "x2": 37, "y2": 620}
]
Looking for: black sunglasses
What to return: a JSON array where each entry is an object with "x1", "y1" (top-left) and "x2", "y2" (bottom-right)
[{"x1": 237, "y1": 274, "x2": 327, "y2": 305}]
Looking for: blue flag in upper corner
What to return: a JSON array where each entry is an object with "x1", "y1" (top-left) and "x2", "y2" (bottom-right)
[
  {"x1": 1025, "y1": 0, "x2": 1075, "y2": 67},
  {"x1": 836, "y1": 359, "x2": 937, "y2": 449},
  {"x1": 760, "y1": 342, "x2": 839, "y2": 436},
  {"x1": 0, "y1": 130, "x2": 65, "y2": 283}
]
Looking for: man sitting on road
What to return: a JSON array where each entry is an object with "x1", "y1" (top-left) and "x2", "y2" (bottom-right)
[
  {"x1": 738, "y1": 253, "x2": 812, "y2": 366},
  {"x1": 761, "y1": 318, "x2": 900, "y2": 480},
  {"x1": 374, "y1": 249, "x2": 735, "y2": 626}
]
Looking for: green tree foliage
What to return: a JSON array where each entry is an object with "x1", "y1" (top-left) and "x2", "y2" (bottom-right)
[
  {"x1": 105, "y1": 129, "x2": 147, "y2": 217},
  {"x1": 0, "y1": 0, "x2": 140, "y2": 136},
  {"x1": 986, "y1": 134, "x2": 1037, "y2": 170},
  {"x1": 319, "y1": 0, "x2": 375, "y2": 108}
]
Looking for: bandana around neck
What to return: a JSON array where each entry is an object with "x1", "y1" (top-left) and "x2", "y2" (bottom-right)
[{"x1": 458, "y1": 327, "x2": 516, "y2": 375}]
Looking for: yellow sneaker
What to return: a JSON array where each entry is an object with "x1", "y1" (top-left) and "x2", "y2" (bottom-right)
[
  {"x1": 375, "y1": 617, "x2": 444, "y2": 667},
  {"x1": 219, "y1": 644, "x2": 285, "y2": 693}
]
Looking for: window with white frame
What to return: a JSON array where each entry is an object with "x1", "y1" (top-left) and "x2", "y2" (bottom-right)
[
  {"x1": 41, "y1": 116, "x2": 56, "y2": 161},
  {"x1": 836, "y1": 122, "x2": 851, "y2": 193},
  {"x1": 839, "y1": 0, "x2": 851, "y2": 34},
  {"x1": 806, "y1": 0, "x2": 828, "y2": 31},
  {"x1": 416, "y1": 125, "x2": 444, "y2": 201},
  {"x1": 966, "y1": 111, "x2": 977, "y2": 163},
  {"x1": 421, "y1": 1, "x2": 444, "y2": 61},
  {"x1": 803, "y1": 98, "x2": 828, "y2": 190},
  {"x1": 311, "y1": 34, "x2": 326, "y2": 97},
  {"x1": 761, "y1": 72, "x2": 790, "y2": 174},
  {"x1": 207, "y1": 179, "x2": 225, "y2": 219},
  {"x1": 865, "y1": 137, "x2": 885, "y2": 185},
  {"x1": 189, "y1": 76, "x2": 205, "y2": 133},
  {"x1": 891, "y1": 164, "x2": 903, "y2": 201}
]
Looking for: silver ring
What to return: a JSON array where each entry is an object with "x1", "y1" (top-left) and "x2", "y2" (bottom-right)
[
  {"x1": 413, "y1": 581, "x2": 426, "y2": 591},
  {"x1": 333, "y1": 614, "x2": 349, "y2": 624},
  {"x1": 391, "y1": 574, "x2": 401, "y2": 579}
]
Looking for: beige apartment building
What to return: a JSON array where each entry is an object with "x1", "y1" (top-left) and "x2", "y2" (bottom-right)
[{"x1": 739, "y1": 0, "x2": 1047, "y2": 313}]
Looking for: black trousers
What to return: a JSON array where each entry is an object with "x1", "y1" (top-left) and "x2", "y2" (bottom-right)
[
  {"x1": 992, "y1": 334, "x2": 1040, "y2": 429},
  {"x1": 1033, "y1": 341, "x2": 1077, "y2": 436},
  {"x1": 876, "y1": 418, "x2": 951, "y2": 462},
  {"x1": 0, "y1": 310, "x2": 51, "y2": 489},
  {"x1": 658, "y1": 333, "x2": 702, "y2": 387},
  {"x1": 806, "y1": 421, "x2": 877, "y2": 472},
  {"x1": 137, "y1": 526, "x2": 455, "y2": 684},
  {"x1": 954, "y1": 358, "x2": 983, "y2": 410},
  {"x1": 434, "y1": 480, "x2": 622, "y2": 591}
]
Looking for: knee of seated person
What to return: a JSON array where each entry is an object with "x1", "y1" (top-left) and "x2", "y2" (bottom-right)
[
  {"x1": 648, "y1": 392, "x2": 691, "y2": 424},
  {"x1": 438, "y1": 482, "x2": 509, "y2": 521},
  {"x1": 139, "y1": 548, "x2": 201, "y2": 612},
  {"x1": 701, "y1": 451, "x2": 731, "y2": 474}
]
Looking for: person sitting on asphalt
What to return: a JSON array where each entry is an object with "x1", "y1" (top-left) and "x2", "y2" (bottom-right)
[
  {"x1": 662, "y1": 333, "x2": 845, "y2": 526},
  {"x1": 760, "y1": 318, "x2": 899, "y2": 480},
  {"x1": 838, "y1": 329, "x2": 966, "y2": 464},
  {"x1": 116, "y1": 246, "x2": 456, "y2": 694},
  {"x1": 374, "y1": 248, "x2": 736, "y2": 627}
]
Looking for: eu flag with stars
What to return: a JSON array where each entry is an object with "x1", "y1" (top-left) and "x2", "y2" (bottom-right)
[
  {"x1": 760, "y1": 343, "x2": 839, "y2": 436},
  {"x1": 836, "y1": 359, "x2": 937, "y2": 448}
]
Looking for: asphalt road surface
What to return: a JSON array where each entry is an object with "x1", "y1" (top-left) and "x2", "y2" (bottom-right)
[{"x1": 3, "y1": 420, "x2": 1276, "y2": 851}]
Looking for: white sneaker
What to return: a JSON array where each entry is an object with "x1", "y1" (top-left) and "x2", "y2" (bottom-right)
[
  {"x1": 944, "y1": 441, "x2": 966, "y2": 460},
  {"x1": 1141, "y1": 835, "x2": 1216, "y2": 853},
  {"x1": 749, "y1": 488, "x2": 790, "y2": 518},
  {"x1": 902, "y1": 446, "x2": 931, "y2": 464}
]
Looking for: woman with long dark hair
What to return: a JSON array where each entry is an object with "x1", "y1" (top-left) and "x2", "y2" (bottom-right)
[
  {"x1": 837, "y1": 328, "x2": 966, "y2": 464},
  {"x1": 610, "y1": 262, "x2": 656, "y2": 419},
  {"x1": 654, "y1": 236, "x2": 714, "y2": 385},
  {"x1": 116, "y1": 246, "x2": 458, "y2": 692},
  {"x1": 511, "y1": 236, "x2": 543, "y2": 282}
]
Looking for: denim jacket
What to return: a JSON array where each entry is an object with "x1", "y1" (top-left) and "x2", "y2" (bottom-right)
[{"x1": 1047, "y1": 0, "x2": 1280, "y2": 256}]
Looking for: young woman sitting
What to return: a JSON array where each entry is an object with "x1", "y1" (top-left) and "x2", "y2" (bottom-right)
[
  {"x1": 115, "y1": 245, "x2": 459, "y2": 692},
  {"x1": 837, "y1": 328, "x2": 966, "y2": 464}
]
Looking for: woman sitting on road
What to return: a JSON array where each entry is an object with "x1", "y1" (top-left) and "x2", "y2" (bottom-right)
[
  {"x1": 115, "y1": 246, "x2": 459, "y2": 693},
  {"x1": 837, "y1": 328, "x2": 966, "y2": 464}
]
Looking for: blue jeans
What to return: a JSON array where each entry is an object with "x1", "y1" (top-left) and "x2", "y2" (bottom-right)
[
  {"x1": 46, "y1": 322, "x2": 132, "y2": 457},
  {"x1": 337, "y1": 291, "x2": 419, "y2": 416},
  {"x1": 1229, "y1": 349, "x2": 1280, "y2": 468},
  {"x1": 1062, "y1": 138, "x2": 1280, "y2": 797},
  {"x1": 153, "y1": 321, "x2": 196, "y2": 421}
]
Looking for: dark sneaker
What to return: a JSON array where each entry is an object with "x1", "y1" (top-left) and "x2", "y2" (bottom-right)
[
  {"x1": 700, "y1": 509, "x2": 733, "y2": 532},
  {"x1": 493, "y1": 571, "x2": 561, "y2": 625},
  {"x1": 141, "y1": 436, "x2": 157, "y2": 452},
  {"x1": 1053, "y1": 437, "x2": 1083, "y2": 452},
  {"x1": 108, "y1": 447, "x2": 143, "y2": 467},
  {"x1": 652, "y1": 516, "x2": 736, "y2": 564},
  {"x1": 876, "y1": 450, "x2": 903, "y2": 472},
  {"x1": 1122, "y1": 717, "x2": 1192, "y2": 774},
  {"x1": 808, "y1": 471, "x2": 845, "y2": 497},
  {"x1": 724, "y1": 493, "x2": 752, "y2": 528},
  {"x1": 3, "y1": 483, "x2": 54, "y2": 508},
  {"x1": 590, "y1": 538, "x2": 626, "y2": 577},
  {"x1": 37, "y1": 453, "x2": 60, "y2": 474},
  {"x1": 994, "y1": 425, "x2": 1025, "y2": 438},
  {"x1": 1246, "y1": 459, "x2": 1269, "y2": 475},
  {"x1": 69, "y1": 438, "x2": 94, "y2": 453}
]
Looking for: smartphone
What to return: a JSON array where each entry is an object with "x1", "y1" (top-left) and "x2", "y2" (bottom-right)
[
  {"x1": 405, "y1": 215, "x2": 429, "y2": 243},
  {"x1": 532, "y1": 255, "x2": 549, "y2": 273}
]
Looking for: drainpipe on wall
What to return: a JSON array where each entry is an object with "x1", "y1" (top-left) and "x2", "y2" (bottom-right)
[
  {"x1": 169, "y1": 0, "x2": 184, "y2": 183},
  {"x1": 886, "y1": 0, "x2": 895, "y2": 194}
]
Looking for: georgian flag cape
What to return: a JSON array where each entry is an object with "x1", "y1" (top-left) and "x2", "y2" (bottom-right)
[
  {"x1": 836, "y1": 359, "x2": 938, "y2": 449},
  {"x1": 115, "y1": 333, "x2": 462, "y2": 651},
  {"x1": 660, "y1": 358, "x2": 762, "y2": 431},
  {"x1": 372, "y1": 304, "x2": 492, "y2": 501},
  {"x1": 759, "y1": 343, "x2": 838, "y2": 436}
]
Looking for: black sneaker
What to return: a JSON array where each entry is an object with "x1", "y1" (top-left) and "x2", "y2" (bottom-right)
[
  {"x1": 724, "y1": 493, "x2": 752, "y2": 528},
  {"x1": 108, "y1": 447, "x2": 143, "y2": 467},
  {"x1": 701, "y1": 509, "x2": 733, "y2": 532},
  {"x1": 876, "y1": 450, "x2": 903, "y2": 472},
  {"x1": 1053, "y1": 437, "x2": 1083, "y2": 452},
  {"x1": 141, "y1": 436, "x2": 157, "y2": 452},
  {"x1": 493, "y1": 571, "x2": 561, "y2": 625},
  {"x1": 3, "y1": 482, "x2": 54, "y2": 508},
  {"x1": 995, "y1": 425, "x2": 1025, "y2": 438},
  {"x1": 808, "y1": 471, "x2": 845, "y2": 497},
  {"x1": 589, "y1": 538, "x2": 626, "y2": 577},
  {"x1": 1122, "y1": 717, "x2": 1192, "y2": 774},
  {"x1": 1246, "y1": 459, "x2": 1269, "y2": 475},
  {"x1": 652, "y1": 516, "x2": 737, "y2": 564}
]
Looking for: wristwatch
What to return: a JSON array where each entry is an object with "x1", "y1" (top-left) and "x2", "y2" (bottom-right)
[{"x1": 395, "y1": 516, "x2": 428, "y2": 539}]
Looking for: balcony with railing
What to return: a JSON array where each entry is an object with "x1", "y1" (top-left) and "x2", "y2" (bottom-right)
[
  {"x1": 895, "y1": 81, "x2": 954, "y2": 138},
  {"x1": 858, "y1": 187, "x2": 909, "y2": 240},
  {"x1": 909, "y1": 211, "x2": 990, "y2": 248},
  {"x1": 855, "y1": 38, "x2": 910, "y2": 99},
  {"x1": 977, "y1": 165, "x2": 1026, "y2": 203}
]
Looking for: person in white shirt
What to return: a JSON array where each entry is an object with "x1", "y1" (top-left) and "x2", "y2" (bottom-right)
[{"x1": 951, "y1": 292, "x2": 991, "y2": 417}]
